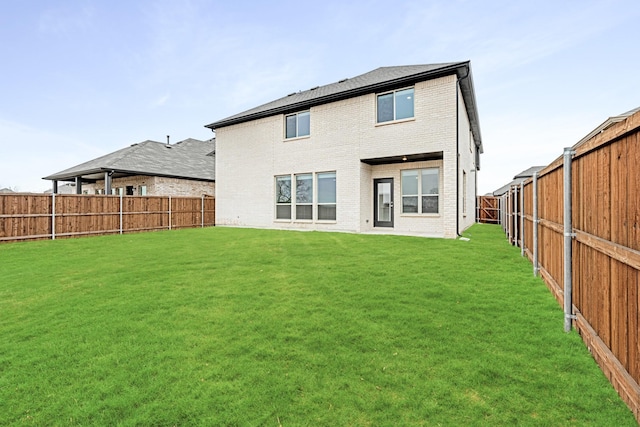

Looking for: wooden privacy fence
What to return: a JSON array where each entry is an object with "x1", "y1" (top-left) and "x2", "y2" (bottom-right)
[
  {"x1": 476, "y1": 195, "x2": 501, "y2": 224},
  {"x1": 501, "y1": 109, "x2": 640, "y2": 422},
  {"x1": 0, "y1": 194, "x2": 215, "y2": 243}
]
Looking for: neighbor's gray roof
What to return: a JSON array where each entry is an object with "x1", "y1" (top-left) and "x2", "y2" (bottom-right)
[
  {"x1": 206, "y1": 62, "x2": 482, "y2": 152},
  {"x1": 492, "y1": 166, "x2": 546, "y2": 196},
  {"x1": 513, "y1": 166, "x2": 546, "y2": 180},
  {"x1": 43, "y1": 138, "x2": 215, "y2": 182}
]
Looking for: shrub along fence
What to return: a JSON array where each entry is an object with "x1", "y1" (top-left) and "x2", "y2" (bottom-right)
[
  {"x1": 500, "y1": 108, "x2": 640, "y2": 422},
  {"x1": 0, "y1": 194, "x2": 215, "y2": 243}
]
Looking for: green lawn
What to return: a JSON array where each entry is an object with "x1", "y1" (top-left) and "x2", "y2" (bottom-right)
[{"x1": 0, "y1": 224, "x2": 635, "y2": 426}]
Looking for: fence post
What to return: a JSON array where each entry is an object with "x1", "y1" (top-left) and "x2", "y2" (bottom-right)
[
  {"x1": 51, "y1": 193, "x2": 56, "y2": 240},
  {"x1": 532, "y1": 171, "x2": 539, "y2": 276},
  {"x1": 563, "y1": 147, "x2": 576, "y2": 332},
  {"x1": 501, "y1": 195, "x2": 506, "y2": 231},
  {"x1": 201, "y1": 195, "x2": 205, "y2": 228},
  {"x1": 119, "y1": 193, "x2": 123, "y2": 235},
  {"x1": 169, "y1": 196, "x2": 172, "y2": 230},
  {"x1": 513, "y1": 186, "x2": 518, "y2": 246},
  {"x1": 520, "y1": 181, "x2": 525, "y2": 255}
]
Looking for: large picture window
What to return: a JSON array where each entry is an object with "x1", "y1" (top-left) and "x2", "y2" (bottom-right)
[
  {"x1": 285, "y1": 111, "x2": 310, "y2": 139},
  {"x1": 377, "y1": 88, "x2": 414, "y2": 123},
  {"x1": 275, "y1": 172, "x2": 336, "y2": 221},
  {"x1": 401, "y1": 168, "x2": 439, "y2": 214},
  {"x1": 275, "y1": 175, "x2": 292, "y2": 219}
]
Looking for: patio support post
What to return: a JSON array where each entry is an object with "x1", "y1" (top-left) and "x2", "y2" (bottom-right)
[
  {"x1": 52, "y1": 180, "x2": 58, "y2": 194},
  {"x1": 563, "y1": 147, "x2": 576, "y2": 332},
  {"x1": 75, "y1": 176, "x2": 82, "y2": 194},
  {"x1": 105, "y1": 172, "x2": 112, "y2": 195},
  {"x1": 533, "y1": 171, "x2": 539, "y2": 276}
]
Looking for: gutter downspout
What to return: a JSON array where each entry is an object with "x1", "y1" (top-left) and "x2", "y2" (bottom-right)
[{"x1": 455, "y1": 65, "x2": 470, "y2": 237}]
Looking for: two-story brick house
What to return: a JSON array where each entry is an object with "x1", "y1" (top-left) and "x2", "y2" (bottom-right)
[{"x1": 206, "y1": 61, "x2": 482, "y2": 238}]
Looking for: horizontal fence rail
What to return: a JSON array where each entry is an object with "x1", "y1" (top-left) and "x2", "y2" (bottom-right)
[
  {"x1": 499, "y1": 109, "x2": 640, "y2": 422},
  {"x1": 0, "y1": 194, "x2": 215, "y2": 243}
]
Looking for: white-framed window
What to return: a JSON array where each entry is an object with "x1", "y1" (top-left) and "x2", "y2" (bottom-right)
[
  {"x1": 377, "y1": 87, "x2": 414, "y2": 123},
  {"x1": 275, "y1": 175, "x2": 292, "y2": 219},
  {"x1": 285, "y1": 111, "x2": 310, "y2": 139},
  {"x1": 295, "y1": 173, "x2": 313, "y2": 220},
  {"x1": 275, "y1": 171, "x2": 336, "y2": 222},
  {"x1": 317, "y1": 172, "x2": 336, "y2": 221},
  {"x1": 139, "y1": 185, "x2": 147, "y2": 196},
  {"x1": 401, "y1": 168, "x2": 439, "y2": 214}
]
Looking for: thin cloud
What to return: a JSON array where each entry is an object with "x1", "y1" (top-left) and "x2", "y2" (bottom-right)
[{"x1": 38, "y1": 4, "x2": 96, "y2": 34}]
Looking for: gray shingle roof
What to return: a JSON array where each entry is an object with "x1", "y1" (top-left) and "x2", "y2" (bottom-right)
[
  {"x1": 43, "y1": 138, "x2": 215, "y2": 182},
  {"x1": 206, "y1": 62, "x2": 482, "y2": 152},
  {"x1": 492, "y1": 166, "x2": 546, "y2": 196}
]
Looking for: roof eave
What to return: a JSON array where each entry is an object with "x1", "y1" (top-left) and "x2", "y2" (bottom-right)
[
  {"x1": 44, "y1": 167, "x2": 215, "y2": 183},
  {"x1": 206, "y1": 62, "x2": 470, "y2": 130}
]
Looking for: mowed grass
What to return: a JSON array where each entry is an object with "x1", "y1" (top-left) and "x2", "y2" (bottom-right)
[{"x1": 0, "y1": 224, "x2": 635, "y2": 426}]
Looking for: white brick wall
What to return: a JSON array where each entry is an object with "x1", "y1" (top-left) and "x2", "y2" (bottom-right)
[{"x1": 216, "y1": 73, "x2": 477, "y2": 238}]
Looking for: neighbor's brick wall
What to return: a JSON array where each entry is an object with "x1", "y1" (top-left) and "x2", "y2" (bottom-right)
[
  {"x1": 83, "y1": 175, "x2": 215, "y2": 197},
  {"x1": 153, "y1": 177, "x2": 215, "y2": 196},
  {"x1": 216, "y1": 74, "x2": 465, "y2": 237}
]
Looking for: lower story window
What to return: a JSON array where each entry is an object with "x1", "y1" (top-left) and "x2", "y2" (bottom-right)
[
  {"x1": 275, "y1": 175, "x2": 292, "y2": 219},
  {"x1": 295, "y1": 174, "x2": 313, "y2": 220},
  {"x1": 401, "y1": 168, "x2": 439, "y2": 214},
  {"x1": 317, "y1": 172, "x2": 336, "y2": 220},
  {"x1": 275, "y1": 171, "x2": 336, "y2": 221}
]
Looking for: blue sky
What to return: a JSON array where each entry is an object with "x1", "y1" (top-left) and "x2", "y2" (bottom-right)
[{"x1": 1, "y1": 0, "x2": 639, "y2": 194}]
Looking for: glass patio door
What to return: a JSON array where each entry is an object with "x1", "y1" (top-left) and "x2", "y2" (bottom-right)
[{"x1": 373, "y1": 178, "x2": 394, "y2": 227}]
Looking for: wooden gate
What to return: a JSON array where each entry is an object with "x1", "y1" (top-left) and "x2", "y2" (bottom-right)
[{"x1": 476, "y1": 196, "x2": 500, "y2": 224}]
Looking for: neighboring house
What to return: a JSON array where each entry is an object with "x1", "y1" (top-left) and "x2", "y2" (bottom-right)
[
  {"x1": 44, "y1": 183, "x2": 77, "y2": 194},
  {"x1": 0, "y1": 188, "x2": 15, "y2": 193},
  {"x1": 43, "y1": 138, "x2": 215, "y2": 197},
  {"x1": 206, "y1": 61, "x2": 482, "y2": 238},
  {"x1": 492, "y1": 166, "x2": 546, "y2": 196}
]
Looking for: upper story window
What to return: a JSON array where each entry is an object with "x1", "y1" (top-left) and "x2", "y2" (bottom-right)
[
  {"x1": 377, "y1": 88, "x2": 414, "y2": 123},
  {"x1": 285, "y1": 111, "x2": 310, "y2": 139}
]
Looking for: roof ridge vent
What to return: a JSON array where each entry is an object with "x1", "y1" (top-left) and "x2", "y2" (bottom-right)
[
  {"x1": 287, "y1": 92, "x2": 296, "y2": 96},
  {"x1": 338, "y1": 78, "x2": 348, "y2": 83},
  {"x1": 310, "y1": 86, "x2": 319, "y2": 91}
]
